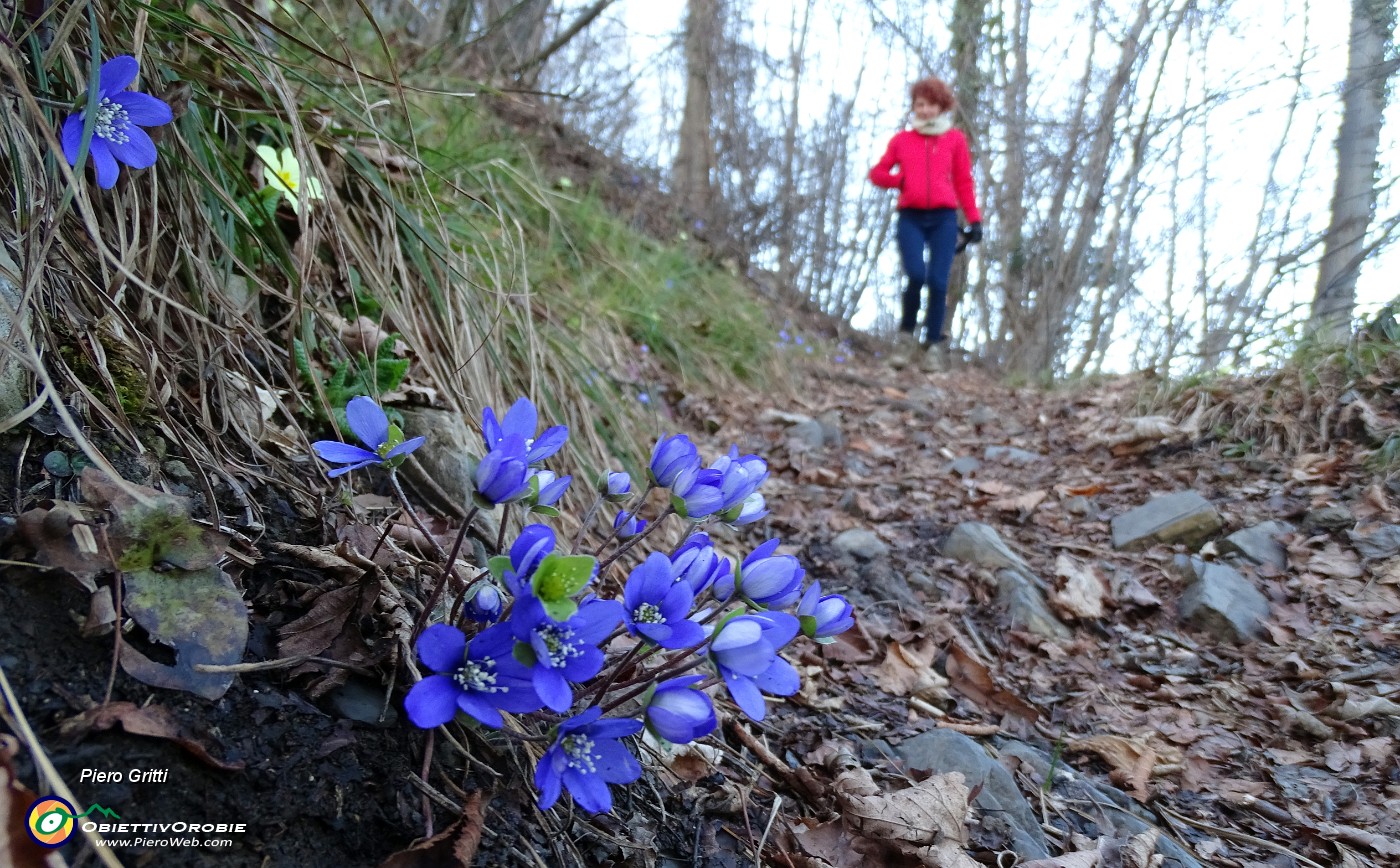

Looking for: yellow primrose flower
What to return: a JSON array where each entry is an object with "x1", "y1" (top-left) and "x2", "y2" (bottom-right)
[{"x1": 255, "y1": 145, "x2": 325, "y2": 214}]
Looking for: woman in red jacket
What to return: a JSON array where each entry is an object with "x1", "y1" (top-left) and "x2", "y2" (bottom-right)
[{"x1": 869, "y1": 77, "x2": 982, "y2": 371}]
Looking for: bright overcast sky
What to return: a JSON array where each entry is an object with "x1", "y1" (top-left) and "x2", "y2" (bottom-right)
[{"x1": 602, "y1": 0, "x2": 1397, "y2": 342}]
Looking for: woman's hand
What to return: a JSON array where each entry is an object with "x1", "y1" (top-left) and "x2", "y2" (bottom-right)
[{"x1": 962, "y1": 223, "x2": 983, "y2": 245}]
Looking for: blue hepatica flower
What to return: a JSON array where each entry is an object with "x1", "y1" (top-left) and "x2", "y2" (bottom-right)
[
  {"x1": 714, "y1": 538, "x2": 804, "y2": 608},
  {"x1": 535, "y1": 707, "x2": 642, "y2": 814},
  {"x1": 796, "y1": 581, "x2": 855, "y2": 641},
  {"x1": 709, "y1": 446, "x2": 768, "y2": 516},
  {"x1": 504, "y1": 524, "x2": 555, "y2": 596},
  {"x1": 511, "y1": 595, "x2": 624, "y2": 712},
  {"x1": 60, "y1": 55, "x2": 173, "y2": 190},
  {"x1": 622, "y1": 552, "x2": 705, "y2": 649},
  {"x1": 602, "y1": 471, "x2": 632, "y2": 502},
  {"x1": 732, "y1": 492, "x2": 767, "y2": 526},
  {"x1": 473, "y1": 434, "x2": 532, "y2": 505},
  {"x1": 672, "y1": 467, "x2": 725, "y2": 519},
  {"x1": 482, "y1": 397, "x2": 568, "y2": 464},
  {"x1": 405, "y1": 623, "x2": 542, "y2": 729},
  {"x1": 311, "y1": 396, "x2": 426, "y2": 478},
  {"x1": 708, "y1": 612, "x2": 801, "y2": 722},
  {"x1": 528, "y1": 470, "x2": 572, "y2": 510},
  {"x1": 670, "y1": 533, "x2": 731, "y2": 596},
  {"x1": 464, "y1": 584, "x2": 503, "y2": 623},
  {"x1": 613, "y1": 509, "x2": 646, "y2": 539},
  {"x1": 644, "y1": 675, "x2": 717, "y2": 744},
  {"x1": 649, "y1": 434, "x2": 700, "y2": 488}
]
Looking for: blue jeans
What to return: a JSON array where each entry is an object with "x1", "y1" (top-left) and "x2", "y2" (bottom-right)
[{"x1": 896, "y1": 208, "x2": 959, "y2": 344}]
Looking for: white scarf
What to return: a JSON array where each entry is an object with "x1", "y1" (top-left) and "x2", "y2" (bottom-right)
[{"x1": 911, "y1": 113, "x2": 953, "y2": 136}]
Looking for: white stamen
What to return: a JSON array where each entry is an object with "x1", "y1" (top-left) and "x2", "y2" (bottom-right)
[
  {"x1": 453, "y1": 659, "x2": 499, "y2": 693},
  {"x1": 537, "y1": 625, "x2": 581, "y2": 668},
  {"x1": 93, "y1": 97, "x2": 131, "y2": 144},
  {"x1": 632, "y1": 603, "x2": 664, "y2": 624},
  {"x1": 562, "y1": 734, "x2": 598, "y2": 772}
]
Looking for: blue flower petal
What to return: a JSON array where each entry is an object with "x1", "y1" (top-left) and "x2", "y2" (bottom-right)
[
  {"x1": 500, "y1": 397, "x2": 538, "y2": 442},
  {"x1": 754, "y1": 657, "x2": 800, "y2": 697},
  {"x1": 404, "y1": 675, "x2": 460, "y2": 728},
  {"x1": 416, "y1": 623, "x2": 466, "y2": 673},
  {"x1": 111, "y1": 90, "x2": 172, "y2": 126},
  {"x1": 312, "y1": 441, "x2": 380, "y2": 465},
  {"x1": 326, "y1": 459, "x2": 379, "y2": 478},
  {"x1": 722, "y1": 670, "x2": 768, "y2": 721},
  {"x1": 455, "y1": 692, "x2": 504, "y2": 728},
  {"x1": 661, "y1": 619, "x2": 706, "y2": 649},
  {"x1": 534, "y1": 755, "x2": 563, "y2": 810},
  {"x1": 526, "y1": 425, "x2": 568, "y2": 463},
  {"x1": 534, "y1": 668, "x2": 572, "y2": 712},
  {"x1": 593, "y1": 739, "x2": 643, "y2": 784},
  {"x1": 345, "y1": 396, "x2": 389, "y2": 449},
  {"x1": 89, "y1": 138, "x2": 119, "y2": 189},
  {"x1": 97, "y1": 55, "x2": 139, "y2": 96},
  {"x1": 385, "y1": 436, "x2": 426, "y2": 460},
  {"x1": 60, "y1": 115, "x2": 84, "y2": 166},
  {"x1": 588, "y1": 717, "x2": 644, "y2": 741},
  {"x1": 562, "y1": 768, "x2": 613, "y2": 814},
  {"x1": 104, "y1": 123, "x2": 157, "y2": 169}
]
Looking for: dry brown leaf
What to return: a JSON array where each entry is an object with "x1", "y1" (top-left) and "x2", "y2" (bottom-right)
[
  {"x1": 975, "y1": 480, "x2": 1014, "y2": 496},
  {"x1": 789, "y1": 818, "x2": 867, "y2": 868},
  {"x1": 1052, "y1": 554, "x2": 1109, "y2": 620},
  {"x1": 1066, "y1": 735, "x2": 1157, "y2": 801},
  {"x1": 990, "y1": 490, "x2": 1048, "y2": 513},
  {"x1": 377, "y1": 791, "x2": 484, "y2": 868},
  {"x1": 944, "y1": 641, "x2": 1039, "y2": 724},
  {"x1": 1, "y1": 737, "x2": 65, "y2": 868},
  {"x1": 1306, "y1": 544, "x2": 1364, "y2": 579},
  {"x1": 874, "y1": 639, "x2": 949, "y2": 700},
  {"x1": 57, "y1": 702, "x2": 244, "y2": 771},
  {"x1": 1088, "y1": 416, "x2": 1187, "y2": 450}
]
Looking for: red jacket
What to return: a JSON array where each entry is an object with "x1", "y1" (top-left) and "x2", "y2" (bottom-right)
[{"x1": 869, "y1": 128, "x2": 981, "y2": 223}]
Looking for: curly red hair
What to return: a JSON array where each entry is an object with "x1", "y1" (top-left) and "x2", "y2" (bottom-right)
[{"x1": 910, "y1": 78, "x2": 956, "y2": 112}]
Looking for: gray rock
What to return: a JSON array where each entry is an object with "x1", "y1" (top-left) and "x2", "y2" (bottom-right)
[
  {"x1": 1349, "y1": 523, "x2": 1400, "y2": 560},
  {"x1": 943, "y1": 524, "x2": 1070, "y2": 640},
  {"x1": 832, "y1": 528, "x2": 889, "y2": 560},
  {"x1": 817, "y1": 410, "x2": 846, "y2": 449},
  {"x1": 0, "y1": 244, "x2": 30, "y2": 421},
  {"x1": 162, "y1": 459, "x2": 195, "y2": 483},
  {"x1": 323, "y1": 676, "x2": 397, "y2": 726},
  {"x1": 943, "y1": 522, "x2": 1034, "y2": 573},
  {"x1": 1219, "y1": 520, "x2": 1292, "y2": 569},
  {"x1": 1302, "y1": 505, "x2": 1354, "y2": 534},
  {"x1": 968, "y1": 405, "x2": 997, "y2": 428},
  {"x1": 1062, "y1": 495, "x2": 1094, "y2": 517},
  {"x1": 1178, "y1": 559, "x2": 1271, "y2": 641},
  {"x1": 945, "y1": 456, "x2": 981, "y2": 477},
  {"x1": 757, "y1": 408, "x2": 814, "y2": 426},
  {"x1": 997, "y1": 741, "x2": 1205, "y2": 868},
  {"x1": 984, "y1": 445, "x2": 1043, "y2": 465},
  {"x1": 786, "y1": 418, "x2": 827, "y2": 451},
  {"x1": 1111, "y1": 491, "x2": 1222, "y2": 551},
  {"x1": 397, "y1": 407, "x2": 500, "y2": 541},
  {"x1": 896, "y1": 730, "x2": 1050, "y2": 859}
]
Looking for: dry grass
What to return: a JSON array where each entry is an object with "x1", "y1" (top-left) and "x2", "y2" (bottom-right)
[{"x1": 0, "y1": 0, "x2": 780, "y2": 532}]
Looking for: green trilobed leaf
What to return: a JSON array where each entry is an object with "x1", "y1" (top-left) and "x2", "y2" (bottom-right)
[
  {"x1": 799, "y1": 614, "x2": 818, "y2": 638},
  {"x1": 531, "y1": 554, "x2": 596, "y2": 604},
  {"x1": 541, "y1": 597, "x2": 579, "y2": 622},
  {"x1": 487, "y1": 556, "x2": 512, "y2": 584}
]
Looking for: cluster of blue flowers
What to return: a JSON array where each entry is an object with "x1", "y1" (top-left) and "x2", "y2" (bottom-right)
[{"x1": 311, "y1": 397, "x2": 854, "y2": 816}]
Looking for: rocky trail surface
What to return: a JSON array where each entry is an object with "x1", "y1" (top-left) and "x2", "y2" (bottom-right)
[
  {"x1": 662, "y1": 350, "x2": 1400, "y2": 868},
  {"x1": 3, "y1": 347, "x2": 1398, "y2": 868}
]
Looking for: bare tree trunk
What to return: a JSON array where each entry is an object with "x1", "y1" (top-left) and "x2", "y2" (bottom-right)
[
  {"x1": 776, "y1": 0, "x2": 813, "y2": 289},
  {"x1": 674, "y1": 0, "x2": 722, "y2": 222},
  {"x1": 943, "y1": 0, "x2": 988, "y2": 349},
  {"x1": 1309, "y1": 0, "x2": 1397, "y2": 342}
]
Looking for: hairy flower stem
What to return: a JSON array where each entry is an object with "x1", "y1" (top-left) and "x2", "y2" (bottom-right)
[
  {"x1": 570, "y1": 495, "x2": 605, "y2": 554},
  {"x1": 599, "y1": 652, "x2": 708, "y2": 715},
  {"x1": 590, "y1": 483, "x2": 656, "y2": 558},
  {"x1": 597, "y1": 504, "x2": 675, "y2": 572},
  {"x1": 584, "y1": 643, "x2": 646, "y2": 706}
]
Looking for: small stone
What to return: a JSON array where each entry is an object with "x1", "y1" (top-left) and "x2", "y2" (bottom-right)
[
  {"x1": 1178, "y1": 561, "x2": 1271, "y2": 642},
  {"x1": 1062, "y1": 495, "x2": 1094, "y2": 516},
  {"x1": 1219, "y1": 520, "x2": 1292, "y2": 569},
  {"x1": 945, "y1": 456, "x2": 981, "y2": 477},
  {"x1": 984, "y1": 445, "x2": 1043, "y2": 465},
  {"x1": 968, "y1": 405, "x2": 997, "y2": 428},
  {"x1": 832, "y1": 528, "x2": 889, "y2": 560},
  {"x1": 162, "y1": 459, "x2": 194, "y2": 483},
  {"x1": 817, "y1": 410, "x2": 846, "y2": 449},
  {"x1": 1349, "y1": 524, "x2": 1400, "y2": 560},
  {"x1": 896, "y1": 730, "x2": 1050, "y2": 859},
  {"x1": 943, "y1": 522, "x2": 1032, "y2": 572},
  {"x1": 1302, "y1": 505, "x2": 1354, "y2": 534},
  {"x1": 1111, "y1": 491, "x2": 1222, "y2": 551},
  {"x1": 787, "y1": 418, "x2": 826, "y2": 451}
]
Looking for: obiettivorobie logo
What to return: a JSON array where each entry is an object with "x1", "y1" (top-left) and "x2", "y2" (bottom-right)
[{"x1": 25, "y1": 797, "x2": 121, "y2": 848}]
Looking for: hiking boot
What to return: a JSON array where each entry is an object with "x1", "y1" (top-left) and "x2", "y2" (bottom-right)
[
  {"x1": 889, "y1": 332, "x2": 919, "y2": 369},
  {"x1": 918, "y1": 343, "x2": 947, "y2": 373}
]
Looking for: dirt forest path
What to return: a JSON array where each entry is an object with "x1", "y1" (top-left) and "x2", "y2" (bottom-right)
[{"x1": 676, "y1": 348, "x2": 1400, "y2": 868}]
